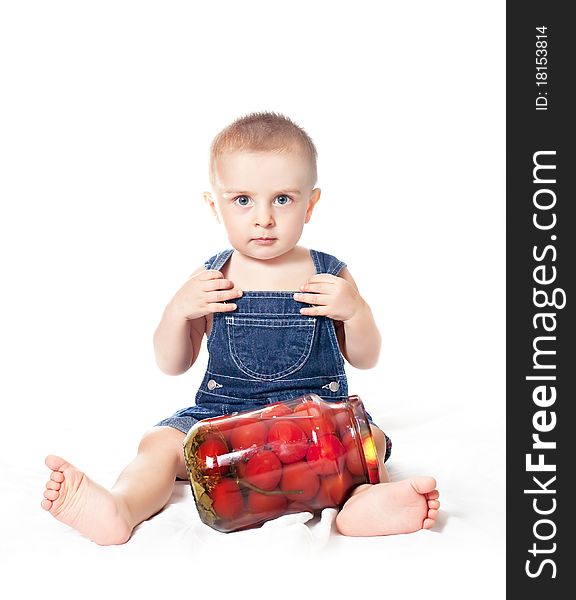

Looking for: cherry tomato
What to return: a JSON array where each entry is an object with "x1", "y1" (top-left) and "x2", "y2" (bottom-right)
[
  {"x1": 260, "y1": 403, "x2": 293, "y2": 419},
  {"x1": 287, "y1": 501, "x2": 311, "y2": 513},
  {"x1": 267, "y1": 420, "x2": 309, "y2": 464},
  {"x1": 215, "y1": 428, "x2": 234, "y2": 447},
  {"x1": 211, "y1": 479, "x2": 244, "y2": 520},
  {"x1": 341, "y1": 431, "x2": 364, "y2": 476},
  {"x1": 306, "y1": 433, "x2": 346, "y2": 476},
  {"x1": 316, "y1": 470, "x2": 354, "y2": 507},
  {"x1": 235, "y1": 460, "x2": 247, "y2": 479},
  {"x1": 293, "y1": 399, "x2": 336, "y2": 440},
  {"x1": 247, "y1": 490, "x2": 288, "y2": 515},
  {"x1": 230, "y1": 419, "x2": 268, "y2": 451},
  {"x1": 334, "y1": 410, "x2": 352, "y2": 438},
  {"x1": 280, "y1": 460, "x2": 320, "y2": 502},
  {"x1": 245, "y1": 450, "x2": 282, "y2": 491},
  {"x1": 197, "y1": 437, "x2": 229, "y2": 477},
  {"x1": 204, "y1": 415, "x2": 237, "y2": 445}
]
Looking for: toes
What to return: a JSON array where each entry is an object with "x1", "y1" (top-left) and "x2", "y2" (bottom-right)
[
  {"x1": 41, "y1": 499, "x2": 53, "y2": 511},
  {"x1": 50, "y1": 471, "x2": 64, "y2": 483},
  {"x1": 44, "y1": 489, "x2": 59, "y2": 501},
  {"x1": 410, "y1": 477, "x2": 437, "y2": 495},
  {"x1": 45, "y1": 455, "x2": 71, "y2": 472},
  {"x1": 425, "y1": 490, "x2": 439, "y2": 500},
  {"x1": 421, "y1": 500, "x2": 440, "y2": 530},
  {"x1": 46, "y1": 480, "x2": 61, "y2": 491}
]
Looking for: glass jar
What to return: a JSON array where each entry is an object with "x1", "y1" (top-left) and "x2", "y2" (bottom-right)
[{"x1": 183, "y1": 393, "x2": 380, "y2": 532}]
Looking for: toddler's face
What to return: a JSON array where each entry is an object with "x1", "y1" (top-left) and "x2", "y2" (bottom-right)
[{"x1": 206, "y1": 148, "x2": 320, "y2": 261}]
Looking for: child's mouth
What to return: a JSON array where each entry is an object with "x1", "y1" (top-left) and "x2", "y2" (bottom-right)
[{"x1": 252, "y1": 238, "x2": 277, "y2": 245}]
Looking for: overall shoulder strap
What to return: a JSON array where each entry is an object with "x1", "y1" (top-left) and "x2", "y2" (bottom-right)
[
  {"x1": 310, "y1": 249, "x2": 347, "y2": 276},
  {"x1": 204, "y1": 248, "x2": 234, "y2": 271}
]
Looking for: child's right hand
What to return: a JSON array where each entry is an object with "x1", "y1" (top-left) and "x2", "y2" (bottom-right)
[{"x1": 168, "y1": 269, "x2": 243, "y2": 321}]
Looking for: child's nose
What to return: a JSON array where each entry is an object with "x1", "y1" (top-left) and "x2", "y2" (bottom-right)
[{"x1": 255, "y1": 207, "x2": 275, "y2": 227}]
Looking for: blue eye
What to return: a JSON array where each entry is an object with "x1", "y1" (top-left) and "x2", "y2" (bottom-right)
[
  {"x1": 234, "y1": 195, "x2": 252, "y2": 207},
  {"x1": 275, "y1": 195, "x2": 292, "y2": 205}
]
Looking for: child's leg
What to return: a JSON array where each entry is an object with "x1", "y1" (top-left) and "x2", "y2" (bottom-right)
[
  {"x1": 41, "y1": 426, "x2": 186, "y2": 546},
  {"x1": 111, "y1": 427, "x2": 188, "y2": 527},
  {"x1": 335, "y1": 425, "x2": 440, "y2": 537}
]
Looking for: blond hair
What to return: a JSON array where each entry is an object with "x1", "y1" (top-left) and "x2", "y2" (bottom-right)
[{"x1": 209, "y1": 112, "x2": 318, "y2": 186}]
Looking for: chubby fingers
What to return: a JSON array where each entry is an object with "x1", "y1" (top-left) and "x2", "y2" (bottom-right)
[
  {"x1": 294, "y1": 276, "x2": 336, "y2": 303},
  {"x1": 199, "y1": 270, "x2": 239, "y2": 293},
  {"x1": 199, "y1": 270, "x2": 243, "y2": 305},
  {"x1": 298, "y1": 302, "x2": 330, "y2": 316},
  {"x1": 292, "y1": 291, "x2": 327, "y2": 305},
  {"x1": 298, "y1": 274, "x2": 338, "y2": 293},
  {"x1": 302, "y1": 274, "x2": 337, "y2": 285},
  {"x1": 199, "y1": 269, "x2": 226, "y2": 281},
  {"x1": 204, "y1": 278, "x2": 235, "y2": 292}
]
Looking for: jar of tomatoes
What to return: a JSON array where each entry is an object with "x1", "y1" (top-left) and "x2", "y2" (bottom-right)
[{"x1": 183, "y1": 393, "x2": 380, "y2": 532}]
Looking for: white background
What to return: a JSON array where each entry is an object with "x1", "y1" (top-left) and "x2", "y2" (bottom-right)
[{"x1": 1, "y1": 1, "x2": 505, "y2": 597}]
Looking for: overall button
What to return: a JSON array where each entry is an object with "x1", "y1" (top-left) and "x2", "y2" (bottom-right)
[
  {"x1": 328, "y1": 381, "x2": 340, "y2": 392},
  {"x1": 207, "y1": 379, "x2": 218, "y2": 390}
]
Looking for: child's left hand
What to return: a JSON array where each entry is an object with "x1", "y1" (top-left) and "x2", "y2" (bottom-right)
[{"x1": 293, "y1": 274, "x2": 365, "y2": 322}]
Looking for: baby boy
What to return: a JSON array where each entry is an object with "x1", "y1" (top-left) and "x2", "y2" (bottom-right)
[{"x1": 42, "y1": 112, "x2": 439, "y2": 544}]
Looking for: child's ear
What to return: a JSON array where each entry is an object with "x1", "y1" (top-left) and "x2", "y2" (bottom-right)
[
  {"x1": 304, "y1": 188, "x2": 321, "y2": 224},
  {"x1": 203, "y1": 192, "x2": 221, "y2": 224}
]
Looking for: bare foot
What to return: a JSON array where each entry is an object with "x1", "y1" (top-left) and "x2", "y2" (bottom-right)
[
  {"x1": 41, "y1": 455, "x2": 133, "y2": 545},
  {"x1": 335, "y1": 476, "x2": 440, "y2": 536}
]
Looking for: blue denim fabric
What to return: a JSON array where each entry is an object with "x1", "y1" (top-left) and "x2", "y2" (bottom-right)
[{"x1": 156, "y1": 248, "x2": 391, "y2": 462}]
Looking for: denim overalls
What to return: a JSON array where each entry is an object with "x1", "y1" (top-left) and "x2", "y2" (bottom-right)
[{"x1": 156, "y1": 248, "x2": 391, "y2": 462}]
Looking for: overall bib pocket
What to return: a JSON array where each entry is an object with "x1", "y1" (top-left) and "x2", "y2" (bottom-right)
[{"x1": 226, "y1": 315, "x2": 316, "y2": 380}]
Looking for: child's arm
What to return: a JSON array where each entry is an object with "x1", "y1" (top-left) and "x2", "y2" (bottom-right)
[
  {"x1": 153, "y1": 266, "x2": 205, "y2": 376},
  {"x1": 333, "y1": 268, "x2": 381, "y2": 369},
  {"x1": 153, "y1": 265, "x2": 242, "y2": 375},
  {"x1": 294, "y1": 267, "x2": 381, "y2": 369}
]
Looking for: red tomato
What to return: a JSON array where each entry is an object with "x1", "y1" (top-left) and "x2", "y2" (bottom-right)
[
  {"x1": 247, "y1": 490, "x2": 288, "y2": 515},
  {"x1": 235, "y1": 460, "x2": 247, "y2": 479},
  {"x1": 293, "y1": 400, "x2": 336, "y2": 440},
  {"x1": 245, "y1": 450, "x2": 282, "y2": 491},
  {"x1": 334, "y1": 410, "x2": 351, "y2": 438},
  {"x1": 287, "y1": 501, "x2": 311, "y2": 513},
  {"x1": 340, "y1": 431, "x2": 354, "y2": 446},
  {"x1": 211, "y1": 479, "x2": 244, "y2": 520},
  {"x1": 316, "y1": 470, "x2": 354, "y2": 507},
  {"x1": 230, "y1": 419, "x2": 269, "y2": 451},
  {"x1": 267, "y1": 420, "x2": 309, "y2": 464},
  {"x1": 197, "y1": 437, "x2": 229, "y2": 477},
  {"x1": 280, "y1": 460, "x2": 320, "y2": 502},
  {"x1": 260, "y1": 403, "x2": 293, "y2": 419},
  {"x1": 306, "y1": 433, "x2": 346, "y2": 476},
  {"x1": 341, "y1": 432, "x2": 364, "y2": 476},
  {"x1": 204, "y1": 415, "x2": 237, "y2": 445},
  {"x1": 213, "y1": 422, "x2": 236, "y2": 448}
]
